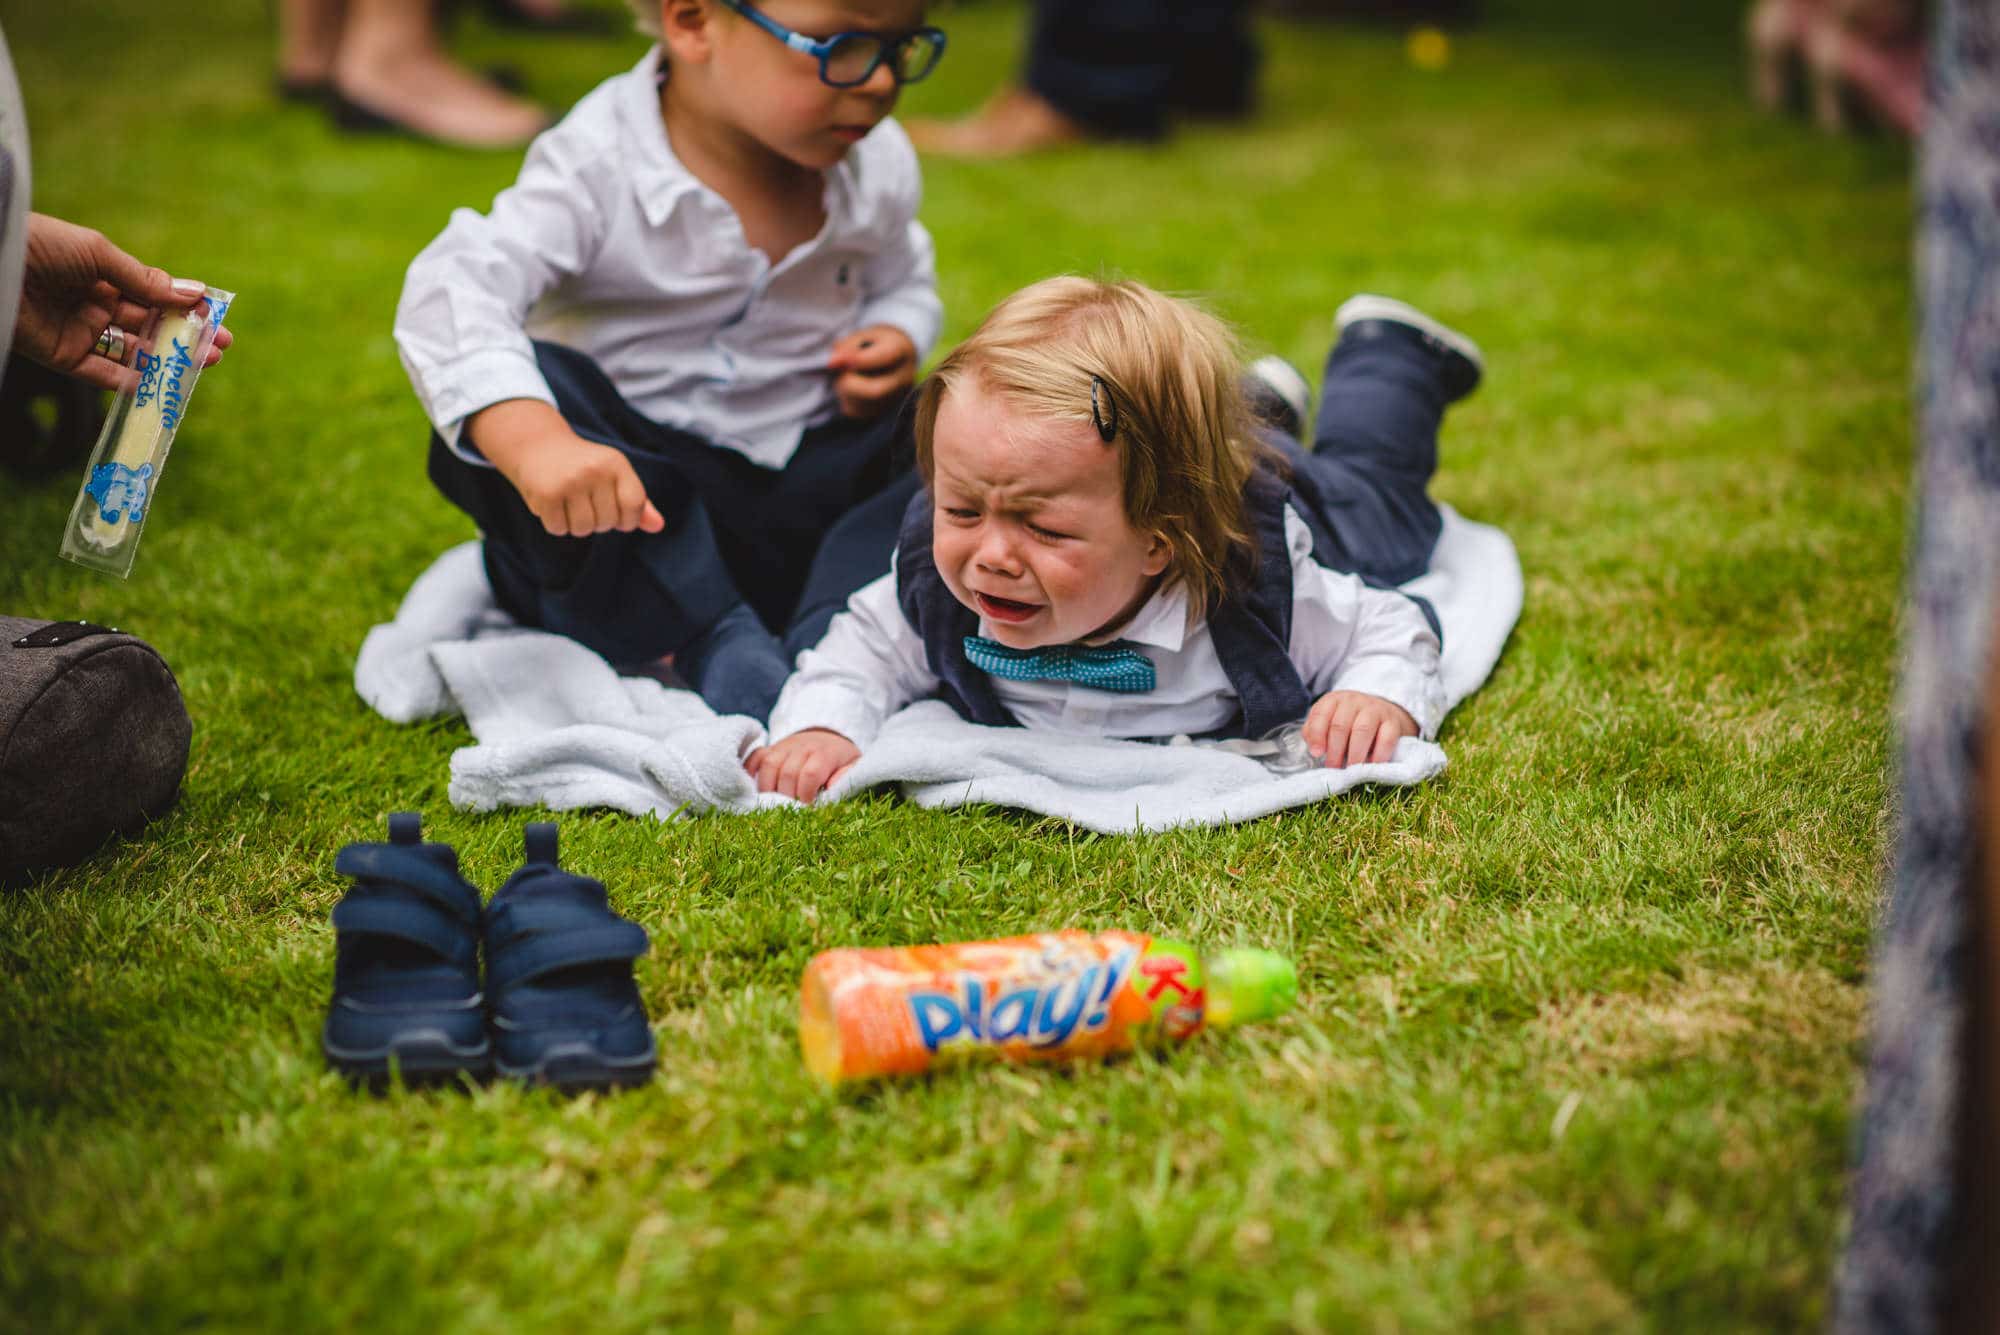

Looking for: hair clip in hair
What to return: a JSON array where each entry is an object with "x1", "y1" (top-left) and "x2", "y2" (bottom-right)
[{"x1": 1090, "y1": 375, "x2": 1118, "y2": 443}]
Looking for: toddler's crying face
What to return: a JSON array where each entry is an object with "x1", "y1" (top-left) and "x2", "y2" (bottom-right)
[{"x1": 928, "y1": 380, "x2": 1171, "y2": 650}]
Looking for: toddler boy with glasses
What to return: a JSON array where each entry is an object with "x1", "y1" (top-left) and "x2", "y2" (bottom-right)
[{"x1": 395, "y1": 0, "x2": 948, "y2": 721}]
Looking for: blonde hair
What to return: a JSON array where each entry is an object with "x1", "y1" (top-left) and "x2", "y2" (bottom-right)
[{"x1": 913, "y1": 276, "x2": 1271, "y2": 620}]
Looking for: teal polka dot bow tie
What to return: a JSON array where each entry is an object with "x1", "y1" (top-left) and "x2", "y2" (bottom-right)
[{"x1": 961, "y1": 636, "x2": 1157, "y2": 693}]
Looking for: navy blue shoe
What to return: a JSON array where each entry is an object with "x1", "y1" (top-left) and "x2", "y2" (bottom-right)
[
  {"x1": 484, "y1": 823, "x2": 657, "y2": 1091},
  {"x1": 1334, "y1": 294, "x2": 1485, "y2": 405},
  {"x1": 323, "y1": 813, "x2": 490, "y2": 1085}
]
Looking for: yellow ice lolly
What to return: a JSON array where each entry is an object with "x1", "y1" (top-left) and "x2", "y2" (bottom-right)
[{"x1": 61, "y1": 288, "x2": 233, "y2": 578}]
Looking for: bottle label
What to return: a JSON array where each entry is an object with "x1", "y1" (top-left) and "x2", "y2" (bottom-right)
[
  {"x1": 801, "y1": 930, "x2": 1220, "y2": 1082},
  {"x1": 907, "y1": 942, "x2": 1141, "y2": 1053}
]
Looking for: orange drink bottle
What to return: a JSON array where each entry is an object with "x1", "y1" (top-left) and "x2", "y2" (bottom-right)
[{"x1": 798, "y1": 930, "x2": 1297, "y2": 1084}]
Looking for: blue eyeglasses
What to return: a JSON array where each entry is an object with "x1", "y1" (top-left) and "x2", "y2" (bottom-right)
[{"x1": 719, "y1": 0, "x2": 947, "y2": 88}]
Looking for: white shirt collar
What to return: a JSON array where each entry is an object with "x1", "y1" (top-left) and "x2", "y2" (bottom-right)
[
  {"x1": 1111, "y1": 580, "x2": 1191, "y2": 652},
  {"x1": 619, "y1": 48, "x2": 701, "y2": 227}
]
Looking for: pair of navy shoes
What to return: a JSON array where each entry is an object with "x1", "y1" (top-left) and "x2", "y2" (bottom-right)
[{"x1": 322, "y1": 813, "x2": 657, "y2": 1091}]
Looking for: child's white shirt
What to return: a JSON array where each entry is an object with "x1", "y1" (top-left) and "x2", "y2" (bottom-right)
[
  {"x1": 393, "y1": 47, "x2": 942, "y2": 470},
  {"x1": 767, "y1": 508, "x2": 1446, "y2": 747}
]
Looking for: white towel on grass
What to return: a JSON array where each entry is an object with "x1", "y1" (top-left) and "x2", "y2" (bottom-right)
[{"x1": 353, "y1": 505, "x2": 1522, "y2": 832}]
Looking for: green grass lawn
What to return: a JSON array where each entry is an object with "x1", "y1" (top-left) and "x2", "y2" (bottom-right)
[{"x1": 0, "y1": 0, "x2": 1912, "y2": 1328}]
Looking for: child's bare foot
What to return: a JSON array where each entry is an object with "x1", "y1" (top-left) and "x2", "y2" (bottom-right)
[
  {"x1": 905, "y1": 88, "x2": 1086, "y2": 159},
  {"x1": 333, "y1": 43, "x2": 550, "y2": 149}
]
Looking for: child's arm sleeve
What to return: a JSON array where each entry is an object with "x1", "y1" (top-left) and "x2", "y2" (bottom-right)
[
  {"x1": 393, "y1": 132, "x2": 609, "y2": 460},
  {"x1": 1284, "y1": 511, "x2": 1447, "y2": 738},
  {"x1": 854, "y1": 122, "x2": 943, "y2": 360},
  {"x1": 766, "y1": 570, "x2": 938, "y2": 749}
]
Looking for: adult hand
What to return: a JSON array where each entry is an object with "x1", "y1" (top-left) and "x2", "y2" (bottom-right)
[
  {"x1": 745, "y1": 727, "x2": 861, "y2": 804},
  {"x1": 1303, "y1": 690, "x2": 1418, "y2": 768},
  {"x1": 826, "y1": 324, "x2": 917, "y2": 419},
  {"x1": 15, "y1": 213, "x2": 234, "y2": 393}
]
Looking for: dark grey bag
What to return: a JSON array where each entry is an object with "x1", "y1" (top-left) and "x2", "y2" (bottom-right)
[{"x1": 0, "y1": 617, "x2": 191, "y2": 881}]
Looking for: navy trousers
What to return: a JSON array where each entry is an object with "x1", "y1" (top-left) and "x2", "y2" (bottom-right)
[
  {"x1": 1283, "y1": 319, "x2": 1454, "y2": 591},
  {"x1": 1024, "y1": 0, "x2": 1258, "y2": 139},
  {"x1": 428, "y1": 341, "x2": 919, "y2": 667}
]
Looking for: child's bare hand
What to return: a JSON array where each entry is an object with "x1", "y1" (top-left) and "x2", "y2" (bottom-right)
[
  {"x1": 827, "y1": 325, "x2": 917, "y2": 419},
  {"x1": 472, "y1": 400, "x2": 666, "y2": 538},
  {"x1": 512, "y1": 435, "x2": 666, "y2": 538},
  {"x1": 746, "y1": 728, "x2": 861, "y2": 804},
  {"x1": 1303, "y1": 691, "x2": 1419, "y2": 768}
]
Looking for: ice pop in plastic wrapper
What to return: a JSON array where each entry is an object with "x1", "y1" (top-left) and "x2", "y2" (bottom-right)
[{"x1": 60, "y1": 287, "x2": 233, "y2": 578}]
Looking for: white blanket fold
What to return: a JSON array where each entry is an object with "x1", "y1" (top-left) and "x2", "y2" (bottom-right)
[{"x1": 354, "y1": 505, "x2": 1522, "y2": 833}]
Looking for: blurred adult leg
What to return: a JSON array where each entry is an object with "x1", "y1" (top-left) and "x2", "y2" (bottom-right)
[
  {"x1": 327, "y1": 0, "x2": 550, "y2": 149},
  {"x1": 1805, "y1": 0, "x2": 1925, "y2": 136},
  {"x1": 276, "y1": 0, "x2": 347, "y2": 96},
  {"x1": 908, "y1": 0, "x2": 1256, "y2": 157}
]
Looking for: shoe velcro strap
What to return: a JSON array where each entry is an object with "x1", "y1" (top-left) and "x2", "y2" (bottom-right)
[
  {"x1": 489, "y1": 867, "x2": 609, "y2": 914},
  {"x1": 487, "y1": 920, "x2": 650, "y2": 994},
  {"x1": 332, "y1": 895, "x2": 479, "y2": 966},
  {"x1": 333, "y1": 846, "x2": 479, "y2": 922},
  {"x1": 485, "y1": 893, "x2": 621, "y2": 943}
]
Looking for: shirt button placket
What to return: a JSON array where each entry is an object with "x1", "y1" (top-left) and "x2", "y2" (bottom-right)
[{"x1": 1065, "y1": 689, "x2": 1106, "y2": 730}]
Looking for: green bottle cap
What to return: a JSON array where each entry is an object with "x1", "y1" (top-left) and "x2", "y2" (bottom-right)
[{"x1": 1203, "y1": 948, "x2": 1297, "y2": 1028}]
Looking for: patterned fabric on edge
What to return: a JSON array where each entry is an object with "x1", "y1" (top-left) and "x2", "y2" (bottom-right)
[{"x1": 1837, "y1": 2, "x2": 2000, "y2": 1328}]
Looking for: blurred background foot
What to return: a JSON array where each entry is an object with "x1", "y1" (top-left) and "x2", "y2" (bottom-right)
[
  {"x1": 280, "y1": 0, "x2": 554, "y2": 150},
  {"x1": 906, "y1": 88, "x2": 1087, "y2": 158}
]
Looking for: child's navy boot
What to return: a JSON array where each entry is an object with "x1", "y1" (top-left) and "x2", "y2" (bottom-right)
[
  {"x1": 483, "y1": 822, "x2": 657, "y2": 1091},
  {"x1": 323, "y1": 812, "x2": 490, "y2": 1085},
  {"x1": 1334, "y1": 294, "x2": 1485, "y2": 405}
]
